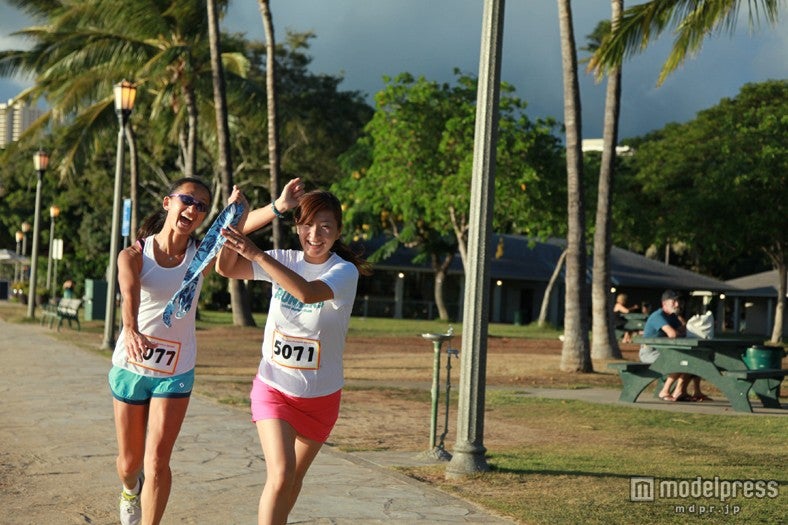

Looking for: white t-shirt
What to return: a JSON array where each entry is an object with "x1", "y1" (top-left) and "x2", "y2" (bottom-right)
[
  {"x1": 112, "y1": 236, "x2": 202, "y2": 377},
  {"x1": 252, "y1": 250, "x2": 359, "y2": 398}
]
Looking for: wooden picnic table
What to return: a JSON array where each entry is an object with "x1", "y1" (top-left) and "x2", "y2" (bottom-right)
[{"x1": 611, "y1": 337, "x2": 786, "y2": 413}]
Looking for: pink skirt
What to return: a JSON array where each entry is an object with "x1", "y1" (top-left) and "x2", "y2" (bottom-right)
[{"x1": 250, "y1": 376, "x2": 341, "y2": 442}]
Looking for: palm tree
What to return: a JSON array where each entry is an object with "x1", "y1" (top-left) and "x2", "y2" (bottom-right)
[
  {"x1": 1, "y1": 0, "x2": 248, "y2": 185},
  {"x1": 589, "y1": 0, "x2": 783, "y2": 344},
  {"x1": 206, "y1": 0, "x2": 255, "y2": 326},
  {"x1": 589, "y1": 0, "x2": 781, "y2": 85},
  {"x1": 586, "y1": 2, "x2": 624, "y2": 361},
  {"x1": 556, "y1": 0, "x2": 592, "y2": 372},
  {"x1": 257, "y1": 0, "x2": 283, "y2": 249}
]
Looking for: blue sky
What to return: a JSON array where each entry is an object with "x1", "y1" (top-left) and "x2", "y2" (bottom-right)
[{"x1": 1, "y1": 0, "x2": 786, "y2": 140}]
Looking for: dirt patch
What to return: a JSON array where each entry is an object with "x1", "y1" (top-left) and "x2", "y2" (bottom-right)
[{"x1": 194, "y1": 327, "x2": 640, "y2": 452}]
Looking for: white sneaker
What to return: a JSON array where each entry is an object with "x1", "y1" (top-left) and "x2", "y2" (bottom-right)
[{"x1": 119, "y1": 475, "x2": 143, "y2": 525}]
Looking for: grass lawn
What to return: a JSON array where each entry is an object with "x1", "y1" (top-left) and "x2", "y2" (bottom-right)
[
  {"x1": 2, "y1": 303, "x2": 785, "y2": 524},
  {"x1": 407, "y1": 392, "x2": 786, "y2": 524}
]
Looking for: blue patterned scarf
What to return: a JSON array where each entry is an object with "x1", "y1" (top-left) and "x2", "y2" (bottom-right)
[{"x1": 162, "y1": 202, "x2": 244, "y2": 327}]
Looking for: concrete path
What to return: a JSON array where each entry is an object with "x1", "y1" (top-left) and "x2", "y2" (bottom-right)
[{"x1": 0, "y1": 315, "x2": 513, "y2": 524}]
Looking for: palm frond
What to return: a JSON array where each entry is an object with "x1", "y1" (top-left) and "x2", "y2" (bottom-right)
[{"x1": 590, "y1": 0, "x2": 781, "y2": 85}]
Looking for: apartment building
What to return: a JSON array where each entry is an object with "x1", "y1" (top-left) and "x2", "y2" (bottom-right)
[{"x1": 0, "y1": 99, "x2": 45, "y2": 148}]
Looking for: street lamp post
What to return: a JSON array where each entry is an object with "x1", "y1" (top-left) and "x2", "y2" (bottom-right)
[
  {"x1": 27, "y1": 149, "x2": 50, "y2": 318},
  {"x1": 446, "y1": 0, "x2": 503, "y2": 479},
  {"x1": 14, "y1": 231, "x2": 23, "y2": 284},
  {"x1": 21, "y1": 222, "x2": 30, "y2": 282},
  {"x1": 46, "y1": 205, "x2": 60, "y2": 295},
  {"x1": 102, "y1": 80, "x2": 137, "y2": 349}
]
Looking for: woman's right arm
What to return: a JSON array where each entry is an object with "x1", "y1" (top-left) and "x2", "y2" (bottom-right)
[{"x1": 116, "y1": 245, "x2": 149, "y2": 361}]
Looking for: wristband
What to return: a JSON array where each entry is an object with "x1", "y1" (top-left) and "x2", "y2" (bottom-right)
[{"x1": 271, "y1": 201, "x2": 285, "y2": 219}]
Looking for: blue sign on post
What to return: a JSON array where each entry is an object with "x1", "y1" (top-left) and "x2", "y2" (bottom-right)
[{"x1": 122, "y1": 198, "x2": 131, "y2": 238}]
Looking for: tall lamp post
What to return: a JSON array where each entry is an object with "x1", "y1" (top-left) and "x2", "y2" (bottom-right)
[
  {"x1": 446, "y1": 0, "x2": 503, "y2": 478},
  {"x1": 27, "y1": 149, "x2": 50, "y2": 318},
  {"x1": 14, "y1": 230, "x2": 23, "y2": 284},
  {"x1": 46, "y1": 205, "x2": 60, "y2": 295},
  {"x1": 102, "y1": 80, "x2": 137, "y2": 349}
]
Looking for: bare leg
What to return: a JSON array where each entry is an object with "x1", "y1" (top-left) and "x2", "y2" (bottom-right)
[
  {"x1": 689, "y1": 376, "x2": 711, "y2": 400},
  {"x1": 658, "y1": 373, "x2": 691, "y2": 400},
  {"x1": 256, "y1": 419, "x2": 323, "y2": 525},
  {"x1": 141, "y1": 396, "x2": 190, "y2": 525},
  {"x1": 114, "y1": 399, "x2": 148, "y2": 491}
]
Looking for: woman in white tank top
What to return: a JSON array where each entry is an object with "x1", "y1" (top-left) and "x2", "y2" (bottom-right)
[{"x1": 109, "y1": 177, "x2": 242, "y2": 525}]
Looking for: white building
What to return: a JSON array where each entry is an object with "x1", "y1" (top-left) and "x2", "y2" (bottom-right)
[
  {"x1": 581, "y1": 138, "x2": 633, "y2": 156},
  {"x1": 0, "y1": 99, "x2": 45, "y2": 148}
]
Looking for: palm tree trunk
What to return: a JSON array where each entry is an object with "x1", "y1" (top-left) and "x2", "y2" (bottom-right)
[
  {"x1": 258, "y1": 0, "x2": 283, "y2": 248},
  {"x1": 557, "y1": 0, "x2": 591, "y2": 372},
  {"x1": 767, "y1": 250, "x2": 786, "y2": 343},
  {"x1": 591, "y1": 0, "x2": 623, "y2": 360},
  {"x1": 539, "y1": 249, "x2": 567, "y2": 327},
  {"x1": 184, "y1": 84, "x2": 199, "y2": 178},
  {"x1": 125, "y1": 125, "x2": 139, "y2": 245},
  {"x1": 207, "y1": 0, "x2": 255, "y2": 327}
]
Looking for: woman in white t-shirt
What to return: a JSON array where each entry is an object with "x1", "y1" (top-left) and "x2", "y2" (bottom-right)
[{"x1": 216, "y1": 181, "x2": 371, "y2": 525}]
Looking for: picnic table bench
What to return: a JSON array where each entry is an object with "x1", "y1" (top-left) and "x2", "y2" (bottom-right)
[
  {"x1": 608, "y1": 338, "x2": 786, "y2": 413},
  {"x1": 615, "y1": 312, "x2": 647, "y2": 341},
  {"x1": 40, "y1": 297, "x2": 83, "y2": 331}
]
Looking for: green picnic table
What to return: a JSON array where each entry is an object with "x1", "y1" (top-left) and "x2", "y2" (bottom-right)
[
  {"x1": 609, "y1": 338, "x2": 786, "y2": 413},
  {"x1": 615, "y1": 312, "x2": 647, "y2": 341}
]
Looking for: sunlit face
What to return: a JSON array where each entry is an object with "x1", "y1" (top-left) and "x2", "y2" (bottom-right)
[
  {"x1": 662, "y1": 298, "x2": 679, "y2": 315},
  {"x1": 296, "y1": 209, "x2": 341, "y2": 264},
  {"x1": 164, "y1": 183, "x2": 210, "y2": 234}
]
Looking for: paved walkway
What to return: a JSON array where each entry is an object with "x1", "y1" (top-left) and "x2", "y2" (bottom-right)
[{"x1": 0, "y1": 315, "x2": 513, "y2": 524}]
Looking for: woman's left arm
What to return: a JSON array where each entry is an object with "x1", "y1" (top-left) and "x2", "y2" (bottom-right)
[{"x1": 221, "y1": 225, "x2": 333, "y2": 304}]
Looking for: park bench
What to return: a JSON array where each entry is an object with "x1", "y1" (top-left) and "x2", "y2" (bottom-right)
[
  {"x1": 40, "y1": 299, "x2": 60, "y2": 328},
  {"x1": 720, "y1": 368, "x2": 786, "y2": 409},
  {"x1": 607, "y1": 362, "x2": 664, "y2": 402},
  {"x1": 609, "y1": 338, "x2": 786, "y2": 412},
  {"x1": 40, "y1": 297, "x2": 83, "y2": 332}
]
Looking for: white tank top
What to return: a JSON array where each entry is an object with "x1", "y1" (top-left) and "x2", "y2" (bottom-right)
[{"x1": 111, "y1": 235, "x2": 202, "y2": 377}]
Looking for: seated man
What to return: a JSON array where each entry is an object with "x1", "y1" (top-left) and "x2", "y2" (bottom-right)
[{"x1": 639, "y1": 290, "x2": 711, "y2": 402}]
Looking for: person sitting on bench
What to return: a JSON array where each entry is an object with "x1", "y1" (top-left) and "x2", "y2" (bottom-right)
[{"x1": 639, "y1": 290, "x2": 711, "y2": 402}]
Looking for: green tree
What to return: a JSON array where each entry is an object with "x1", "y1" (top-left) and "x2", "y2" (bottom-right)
[
  {"x1": 335, "y1": 72, "x2": 565, "y2": 320},
  {"x1": 228, "y1": 32, "x2": 372, "y2": 200},
  {"x1": 630, "y1": 80, "x2": 787, "y2": 342}
]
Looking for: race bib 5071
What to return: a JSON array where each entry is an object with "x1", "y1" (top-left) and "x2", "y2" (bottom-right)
[{"x1": 271, "y1": 329, "x2": 320, "y2": 370}]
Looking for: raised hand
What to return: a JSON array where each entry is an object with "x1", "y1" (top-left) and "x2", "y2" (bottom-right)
[{"x1": 276, "y1": 178, "x2": 306, "y2": 213}]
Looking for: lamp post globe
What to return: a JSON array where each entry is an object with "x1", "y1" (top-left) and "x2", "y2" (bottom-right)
[
  {"x1": 20, "y1": 222, "x2": 31, "y2": 282},
  {"x1": 46, "y1": 205, "x2": 61, "y2": 294},
  {"x1": 27, "y1": 149, "x2": 50, "y2": 318},
  {"x1": 103, "y1": 80, "x2": 137, "y2": 349},
  {"x1": 14, "y1": 230, "x2": 23, "y2": 284}
]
